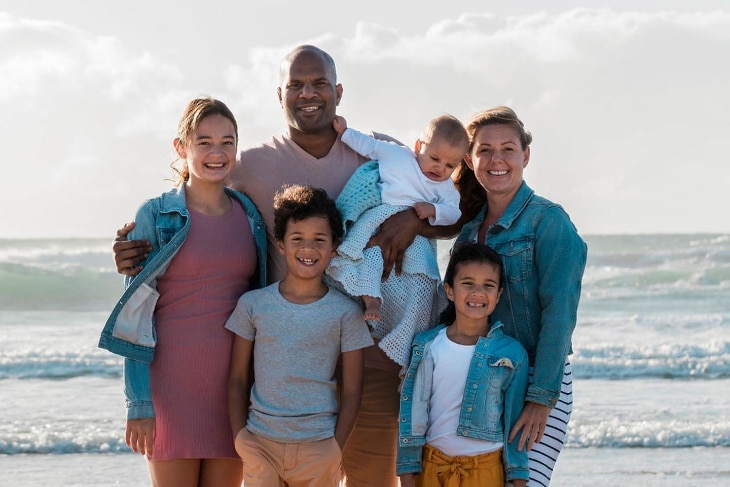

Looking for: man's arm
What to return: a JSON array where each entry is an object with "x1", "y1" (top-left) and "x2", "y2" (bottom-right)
[
  {"x1": 113, "y1": 222, "x2": 152, "y2": 276},
  {"x1": 369, "y1": 209, "x2": 463, "y2": 279}
]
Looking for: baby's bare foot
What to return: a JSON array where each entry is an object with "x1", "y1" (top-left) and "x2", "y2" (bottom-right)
[{"x1": 362, "y1": 295, "x2": 381, "y2": 322}]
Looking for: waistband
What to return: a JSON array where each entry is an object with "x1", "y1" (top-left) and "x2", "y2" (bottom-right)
[
  {"x1": 423, "y1": 444, "x2": 503, "y2": 487},
  {"x1": 424, "y1": 443, "x2": 501, "y2": 466}
]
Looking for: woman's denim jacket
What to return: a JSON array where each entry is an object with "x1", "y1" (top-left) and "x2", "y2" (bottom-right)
[
  {"x1": 98, "y1": 185, "x2": 267, "y2": 419},
  {"x1": 456, "y1": 182, "x2": 587, "y2": 407},
  {"x1": 397, "y1": 323, "x2": 529, "y2": 481}
]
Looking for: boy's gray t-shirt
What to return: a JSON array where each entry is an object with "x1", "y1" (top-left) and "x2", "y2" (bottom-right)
[{"x1": 225, "y1": 282, "x2": 373, "y2": 443}]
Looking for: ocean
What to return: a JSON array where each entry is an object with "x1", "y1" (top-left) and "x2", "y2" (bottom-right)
[{"x1": 1, "y1": 235, "x2": 729, "y2": 486}]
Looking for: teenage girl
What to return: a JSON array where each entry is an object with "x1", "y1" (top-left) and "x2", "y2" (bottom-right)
[{"x1": 99, "y1": 97, "x2": 266, "y2": 487}]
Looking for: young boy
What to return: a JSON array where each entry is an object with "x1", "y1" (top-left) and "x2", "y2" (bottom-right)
[
  {"x1": 326, "y1": 114, "x2": 468, "y2": 369},
  {"x1": 226, "y1": 184, "x2": 374, "y2": 487}
]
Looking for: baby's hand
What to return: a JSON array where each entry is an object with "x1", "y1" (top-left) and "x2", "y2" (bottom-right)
[
  {"x1": 412, "y1": 202, "x2": 435, "y2": 220},
  {"x1": 333, "y1": 115, "x2": 348, "y2": 134}
]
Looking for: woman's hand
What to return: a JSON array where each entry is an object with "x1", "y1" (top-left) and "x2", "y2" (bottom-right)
[{"x1": 509, "y1": 401, "x2": 552, "y2": 451}]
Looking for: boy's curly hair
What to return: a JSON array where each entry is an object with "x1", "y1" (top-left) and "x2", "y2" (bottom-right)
[{"x1": 273, "y1": 184, "x2": 343, "y2": 243}]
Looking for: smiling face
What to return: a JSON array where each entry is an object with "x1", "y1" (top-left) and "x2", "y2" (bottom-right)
[
  {"x1": 277, "y1": 47, "x2": 342, "y2": 138},
  {"x1": 276, "y1": 215, "x2": 336, "y2": 282},
  {"x1": 466, "y1": 123, "x2": 530, "y2": 200},
  {"x1": 444, "y1": 260, "x2": 503, "y2": 325},
  {"x1": 174, "y1": 113, "x2": 237, "y2": 187},
  {"x1": 414, "y1": 135, "x2": 466, "y2": 182}
]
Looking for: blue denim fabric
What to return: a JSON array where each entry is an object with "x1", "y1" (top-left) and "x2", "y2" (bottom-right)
[
  {"x1": 456, "y1": 182, "x2": 586, "y2": 407},
  {"x1": 397, "y1": 323, "x2": 529, "y2": 481},
  {"x1": 98, "y1": 185, "x2": 267, "y2": 419}
]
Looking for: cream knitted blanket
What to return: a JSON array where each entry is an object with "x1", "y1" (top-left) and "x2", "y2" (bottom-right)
[{"x1": 326, "y1": 161, "x2": 446, "y2": 368}]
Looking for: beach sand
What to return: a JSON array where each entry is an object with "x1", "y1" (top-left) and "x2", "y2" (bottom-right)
[{"x1": 2, "y1": 446, "x2": 727, "y2": 486}]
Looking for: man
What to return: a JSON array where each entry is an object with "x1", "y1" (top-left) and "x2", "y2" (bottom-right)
[{"x1": 113, "y1": 45, "x2": 430, "y2": 487}]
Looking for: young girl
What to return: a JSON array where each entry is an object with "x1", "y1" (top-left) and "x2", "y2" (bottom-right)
[
  {"x1": 397, "y1": 242, "x2": 529, "y2": 487},
  {"x1": 99, "y1": 97, "x2": 266, "y2": 487}
]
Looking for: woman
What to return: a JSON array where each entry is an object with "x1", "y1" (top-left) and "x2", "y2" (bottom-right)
[
  {"x1": 99, "y1": 97, "x2": 267, "y2": 486},
  {"x1": 452, "y1": 106, "x2": 587, "y2": 486}
]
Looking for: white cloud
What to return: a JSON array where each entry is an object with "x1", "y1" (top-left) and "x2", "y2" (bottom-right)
[
  {"x1": 326, "y1": 9, "x2": 730, "y2": 234},
  {"x1": 0, "y1": 13, "x2": 189, "y2": 237},
  {"x1": 1, "y1": 7, "x2": 728, "y2": 237}
]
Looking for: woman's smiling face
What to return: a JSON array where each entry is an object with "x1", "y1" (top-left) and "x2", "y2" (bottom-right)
[{"x1": 466, "y1": 123, "x2": 530, "y2": 199}]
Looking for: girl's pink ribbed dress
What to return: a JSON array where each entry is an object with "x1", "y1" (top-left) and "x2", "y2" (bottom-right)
[{"x1": 149, "y1": 202, "x2": 256, "y2": 460}]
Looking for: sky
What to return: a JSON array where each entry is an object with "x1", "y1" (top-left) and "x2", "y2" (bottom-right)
[{"x1": 1, "y1": 0, "x2": 729, "y2": 238}]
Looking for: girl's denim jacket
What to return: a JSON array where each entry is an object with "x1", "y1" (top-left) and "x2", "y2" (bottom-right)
[
  {"x1": 456, "y1": 182, "x2": 587, "y2": 408},
  {"x1": 397, "y1": 323, "x2": 529, "y2": 481},
  {"x1": 98, "y1": 185, "x2": 267, "y2": 419}
]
